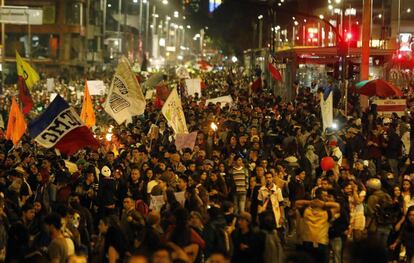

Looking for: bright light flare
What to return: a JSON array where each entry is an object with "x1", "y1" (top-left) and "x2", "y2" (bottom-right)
[{"x1": 210, "y1": 122, "x2": 218, "y2": 131}]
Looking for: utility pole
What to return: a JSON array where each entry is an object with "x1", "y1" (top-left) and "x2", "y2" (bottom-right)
[
  {"x1": 360, "y1": 0, "x2": 372, "y2": 110},
  {"x1": 258, "y1": 18, "x2": 263, "y2": 49},
  {"x1": 1, "y1": 0, "x2": 4, "y2": 91}
]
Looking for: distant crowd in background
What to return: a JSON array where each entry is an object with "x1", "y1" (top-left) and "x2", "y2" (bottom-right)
[{"x1": 1, "y1": 65, "x2": 414, "y2": 263}]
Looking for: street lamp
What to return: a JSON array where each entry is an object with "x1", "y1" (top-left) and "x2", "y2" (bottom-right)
[
  {"x1": 407, "y1": 8, "x2": 411, "y2": 13},
  {"x1": 258, "y1": 15, "x2": 263, "y2": 48},
  {"x1": 162, "y1": 0, "x2": 168, "y2": 4}
]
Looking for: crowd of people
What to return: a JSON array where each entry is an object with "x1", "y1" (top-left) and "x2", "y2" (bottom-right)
[{"x1": 0, "y1": 65, "x2": 414, "y2": 263}]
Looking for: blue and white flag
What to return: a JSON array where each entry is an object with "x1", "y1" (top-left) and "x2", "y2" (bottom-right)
[{"x1": 28, "y1": 95, "x2": 99, "y2": 155}]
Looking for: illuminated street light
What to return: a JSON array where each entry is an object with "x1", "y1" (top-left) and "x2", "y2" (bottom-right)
[
  {"x1": 162, "y1": 0, "x2": 168, "y2": 4},
  {"x1": 174, "y1": 11, "x2": 179, "y2": 18},
  {"x1": 278, "y1": 3, "x2": 281, "y2": 6},
  {"x1": 187, "y1": 25, "x2": 191, "y2": 29},
  {"x1": 335, "y1": 0, "x2": 341, "y2": 3},
  {"x1": 133, "y1": 0, "x2": 138, "y2": 3},
  {"x1": 319, "y1": 14, "x2": 324, "y2": 19},
  {"x1": 166, "y1": 16, "x2": 171, "y2": 21},
  {"x1": 328, "y1": 5, "x2": 333, "y2": 10},
  {"x1": 292, "y1": 16, "x2": 296, "y2": 20},
  {"x1": 107, "y1": 3, "x2": 112, "y2": 7},
  {"x1": 378, "y1": 13, "x2": 382, "y2": 18},
  {"x1": 294, "y1": 21, "x2": 299, "y2": 26},
  {"x1": 408, "y1": 8, "x2": 412, "y2": 13},
  {"x1": 280, "y1": 0, "x2": 284, "y2": 2},
  {"x1": 258, "y1": 15, "x2": 263, "y2": 20}
]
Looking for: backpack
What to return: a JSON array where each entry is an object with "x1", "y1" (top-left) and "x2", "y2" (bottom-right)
[
  {"x1": 135, "y1": 199, "x2": 149, "y2": 217},
  {"x1": 374, "y1": 200, "x2": 400, "y2": 226}
]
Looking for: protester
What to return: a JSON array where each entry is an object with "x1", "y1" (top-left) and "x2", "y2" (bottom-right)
[{"x1": 1, "y1": 61, "x2": 414, "y2": 263}]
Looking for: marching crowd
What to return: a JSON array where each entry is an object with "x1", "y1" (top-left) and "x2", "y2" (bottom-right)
[{"x1": 0, "y1": 66, "x2": 414, "y2": 263}]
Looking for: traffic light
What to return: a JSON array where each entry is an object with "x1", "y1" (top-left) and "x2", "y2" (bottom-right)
[{"x1": 346, "y1": 32, "x2": 353, "y2": 42}]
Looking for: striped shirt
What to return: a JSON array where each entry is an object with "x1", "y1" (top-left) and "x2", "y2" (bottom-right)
[{"x1": 231, "y1": 166, "x2": 249, "y2": 193}]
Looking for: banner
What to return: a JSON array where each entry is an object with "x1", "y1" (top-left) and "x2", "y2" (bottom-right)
[
  {"x1": 104, "y1": 56, "x2": 146, "y2": 125},
  {"x1": 0, "y1": 114, "x2": 4, "y2": 129},
  {"x1": 205, "y1": 95, "x2": 233, "y2": 108},
  {"x1": 185, "y1": 79, "x2": 202, "y2": 97},
  {"x1": 175, "y1": 132, "x2": 198, "y2": 151},
  {"x1": 162, "y1": 88, "x2": 188, "y2": 134},
  {"x1": 373, "y1": 99, "x2": 406, "y2": 117},
  {"x1": 176, "y1": 66, "x2": 190, "y2": 79},
  {"x1": 87, "y1": 80, "x2": 106, "y2": 96},
  {"x1": 150, "y1": 195, "x2": 165, "y2": 212},
  {"x1": 145, "y1": 89, "x2": 156, "y2": 100},
  {"x1": 320, "y1": 92, "x2": 333, "y2": 131},
  {"x1": 28, "y1": 95, "x2": 99, "y2": 155},
  {"x1": 47, "y1": 78, "x2": 55, "y2": 92},
  {"x1": 6, "y1": 97, "x2": 27, "y2": 145},
  {"x1": 150, "y1": 192, "x2": 186, "y2": 212}
]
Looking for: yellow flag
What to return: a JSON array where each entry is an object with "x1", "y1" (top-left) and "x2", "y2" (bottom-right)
[
  {"x1": 6, "y1": 97, "x2": 27, "y2": 145},
  {"x1": 161, "y1": 88, "x2": 188, "y2": 134},
  {"x1": 80, "y1": 82, "x2": 96, "y2": 128},
  {"x1": 16, "y1": 51, "x2": 40, "y2": 89}
]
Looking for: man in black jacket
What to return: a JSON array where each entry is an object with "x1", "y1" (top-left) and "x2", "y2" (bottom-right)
[{"x1": 231, "y1": 212, "x2": 264, "y2": 263}]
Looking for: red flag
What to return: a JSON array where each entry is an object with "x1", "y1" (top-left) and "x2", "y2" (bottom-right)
[
  {"x1": 18, "y1": 76, "x2": 34, "y2": 114},
  {"x1": 154, "y1": 96, "x2": 164, "y2": 109},
  {"x1": 268, "y1": 63, "x2": 283, "y2": 81},
  {"x1": 6, "y1": 97, "x2": 27, "y2": 145},
  {"x1": 251, "y1": 77, "x2": 262, "y2": 93}
]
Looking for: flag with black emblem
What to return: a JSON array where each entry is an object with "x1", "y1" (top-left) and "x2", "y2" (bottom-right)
[{"x1": 104, "y1": 56, "x2": 146, "y2": 124}]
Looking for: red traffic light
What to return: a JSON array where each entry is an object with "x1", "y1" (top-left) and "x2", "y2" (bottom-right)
[{"x1": 346, "y1": 32, "x2": 353, "y2": 41}]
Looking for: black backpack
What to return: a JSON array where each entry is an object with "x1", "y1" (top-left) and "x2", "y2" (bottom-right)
[{"x1": 374, "y1": 200, "x2": 400, "y2": 226}]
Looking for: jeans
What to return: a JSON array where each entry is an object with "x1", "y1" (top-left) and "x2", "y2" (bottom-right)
[
  {"x1": 233, "y1": 192, "x2": 247, "y2": 213},
  {"x1": 330, "y1": 237, "x2": 343, "y2": 263},
  {"x1": 376, "y1": 225, "x2": 392, "y2": 249},
  {"x1": 388, "y1": 158, "x2": 399, "y2": 176}
]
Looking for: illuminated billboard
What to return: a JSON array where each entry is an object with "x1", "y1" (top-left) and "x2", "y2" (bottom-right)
[{"x1": 209, "y1": 0, "x2": 222, "y2": 13}]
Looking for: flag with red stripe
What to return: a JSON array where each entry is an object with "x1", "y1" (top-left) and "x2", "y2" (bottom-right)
[
  {"x1": 251, "y1": 77, "x2": 262, "y2": 93},
  {"x1": 17, "y1": 77, "x2": 34, "y2": 114},
  {"x1": 268, "y1": 51, "x2": 283, "y2": 81}
]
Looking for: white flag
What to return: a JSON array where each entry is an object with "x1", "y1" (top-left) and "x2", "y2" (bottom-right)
[
  {"x1": 320, "y1": 92, "x2": 333, "y2": 131},
  {"x1": 161, "y1": 88, "x2": 188, "y2": 134},
  {"x1": 104, "y1": 56, "x2": 146, "y2": 124},
  {"x1": 185, "y1": 79, "x2": 201, "y2": 97}
]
